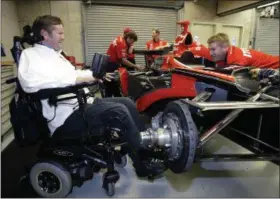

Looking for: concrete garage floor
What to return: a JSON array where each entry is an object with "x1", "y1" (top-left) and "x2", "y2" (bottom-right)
[{"x1": 68, "y1": 134, "x2": 280, "y2": 198}]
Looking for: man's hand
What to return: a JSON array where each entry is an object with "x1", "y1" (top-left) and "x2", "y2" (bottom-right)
[
  {"x1": 135, "y1": 65, "x2": 145, "y2": 71},
  {"x1": 249, "y1": 68, "x2": 278, "y2": 80},
  {"x1": 103, "y1": 72, "x2": 116, "y2": 82}
]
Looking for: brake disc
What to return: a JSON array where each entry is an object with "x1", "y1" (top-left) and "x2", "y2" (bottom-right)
[{"x1": 162, "y1": 113, "x2": 183, "y2": 160}]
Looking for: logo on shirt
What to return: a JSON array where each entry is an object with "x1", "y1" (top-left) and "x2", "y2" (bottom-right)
[{"x1": 241, "y1": 48, "x2": 252, "y2": 58}]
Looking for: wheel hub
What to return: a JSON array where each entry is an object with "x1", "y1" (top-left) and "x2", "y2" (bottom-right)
[
  {"x1": 38, "y1": 171, "x2": 60, "y2": 194},
  {"x1": 140, "y1": 112, "x2": 183, "y2": 160}
]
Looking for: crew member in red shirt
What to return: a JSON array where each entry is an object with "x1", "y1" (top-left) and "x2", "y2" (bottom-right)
[
  {"x1": 207, "y1": 33, "x2": 279, "y2": 69},
  {"x1": 145, "y1": 28, "x2": 169, "y2": 65},
  {"x1": 105, "y1": 31, "x2": 144, "y2": 97},
  {"x1": 173, "y1": 20, "x2": 200, "y2": 58}
]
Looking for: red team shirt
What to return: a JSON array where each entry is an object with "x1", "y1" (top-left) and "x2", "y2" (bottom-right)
[
  {"x1": 146, "y1": 39, "x2": 168, "y2": 50},
  {"x1": 188, "y1": 45, "x2": 279, "y2": 69},
  {"x1": 221, "y1": 46, "x2": 279, "y2": 69},
  {"x1": 106, "y1": 36, "x2": 128, "y2": 63},
  {"x1": 146, "y1": 39, "x2": 168, "y2": 60}
]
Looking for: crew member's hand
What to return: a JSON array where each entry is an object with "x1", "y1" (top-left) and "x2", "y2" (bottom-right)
[
  {"x1": 249, "y1": 68, "x2": 279, "y2": 80},
  {"x1": 249, "y1": 68, "x2": 261, "y2": 79},
  {"x1": 154, "y1": 46, "x2": 162, "y2": 50},
  {"x1": 135, "y1": 65, "x2": 145, "y2": 71}
]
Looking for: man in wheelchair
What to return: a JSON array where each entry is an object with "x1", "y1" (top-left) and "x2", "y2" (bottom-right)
[{"x1": 14, "y1": 15, "x2": 166, "y2": 197}]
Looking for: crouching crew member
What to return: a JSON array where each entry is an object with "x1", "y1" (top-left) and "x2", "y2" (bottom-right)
[{"x1": 105, "y1": 31, "x2": 145, "y2": 97}]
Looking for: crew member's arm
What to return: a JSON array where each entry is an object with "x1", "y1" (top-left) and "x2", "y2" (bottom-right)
[
  {"x1": 154, "y1": 42, "x2": 170, "y2": 50},
  {"x1": 188, "y1": 45, "x2": 213, "y2": 61},
  {"x1": 115, "y1": 41, "x2": 144, "y2": 70},
  {"x1": 121, "y1": 58, "x2": 143, "y2": 70}
]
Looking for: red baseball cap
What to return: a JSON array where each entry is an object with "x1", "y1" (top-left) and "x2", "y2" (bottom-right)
[
  {"x1": 176, "y1": 20, "x2": 190, "y2": 25},
  {"x1": 123, "y1": 27, "x2": 132, "y2": 34}
]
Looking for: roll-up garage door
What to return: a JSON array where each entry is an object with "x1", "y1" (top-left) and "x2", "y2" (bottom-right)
[
  {"x1": 255, "y1": 17, "x2": 279, "y2": 55},
  {"x1": 1, "y1": 65, "x2": 16, "y2": 151},
  {"x1": 84, "y1": 5, "x2": 177, "y2": 65}
]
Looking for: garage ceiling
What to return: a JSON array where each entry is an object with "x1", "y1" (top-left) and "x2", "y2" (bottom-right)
[{"x1": 84, "y1": 0, "x2": 184, "y2": 10}]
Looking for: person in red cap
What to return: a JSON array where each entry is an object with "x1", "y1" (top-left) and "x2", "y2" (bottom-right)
[
  {"x1": 172, "y1": 20, "x2": 215, "y2": 66},
  {"x1": 123, "y1": 27, "x2": 136, "y2": 66},
  {"x1": 173, "y1": 20, "x2": 198, "y2": 57},
  {"x1": 207, "y1": 33, "x2": 279, "y2": 69},
  {"x1": 145, "y1": 28, "x2": 169, "y2": 65},
  {"x1": 105, "y1": 31, "x2": 144, "y2": 97}
]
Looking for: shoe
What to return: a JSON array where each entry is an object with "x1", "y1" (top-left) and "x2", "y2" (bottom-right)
[{"x1": 133, "y1": 160, "x2": 166, "y2": 179}]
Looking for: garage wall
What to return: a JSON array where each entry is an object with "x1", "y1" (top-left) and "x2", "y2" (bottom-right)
[
  {"x1": 1, "y1": 0, "x2": 21, "y2": 62},
  {"x1": 16, "y1": 0, "x2": 84, "y2": 63},
  {"x1": 255, "y1": 17, "x2": 279, "y2": 55},
  {"x1": 1, "y1": 0, "x2": 21, "y2": 150},
  {"x1": 183, "y1": 1, "x2": 256, "y2": 48}
]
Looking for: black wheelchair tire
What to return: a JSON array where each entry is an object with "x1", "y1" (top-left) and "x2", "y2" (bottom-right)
[
  {"x1": 163, "y1": 100, "x2": 199, "y2": 173},
  {"x1": 29, "y1": 162, "x2": 72, "y2": 198}
]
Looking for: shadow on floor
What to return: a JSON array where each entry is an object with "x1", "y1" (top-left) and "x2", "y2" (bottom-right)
[{"x1": 1, "y1": 140, "x2": 39, "y2": 198}]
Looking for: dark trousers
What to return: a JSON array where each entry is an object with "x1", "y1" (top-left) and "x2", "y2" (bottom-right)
[
  {"x1": 52, "y1": 97, "x2": 145, "y2": 162},
  {"x1": 104, "y1": 62, "x2": 122, "y2": 97}
]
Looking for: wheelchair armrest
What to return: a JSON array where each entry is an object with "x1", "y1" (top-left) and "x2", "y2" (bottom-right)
[{"x1": 30, "y1": 81, "x2": 98, "y2": 100}]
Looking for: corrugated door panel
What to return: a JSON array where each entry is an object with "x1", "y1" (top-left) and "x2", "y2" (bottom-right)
[
  {"x1": 85, "y1": 5, "x2": 177, "y2": 65},
  {"x1": 177, "y1": 7, "x2": 185, "y2": 35},
  {"x1": 1, "y1": 66, "x2": 15, "y2": 138},
  {"x1": 255, "y1": 18, "x2": 279, "y2": 55}
]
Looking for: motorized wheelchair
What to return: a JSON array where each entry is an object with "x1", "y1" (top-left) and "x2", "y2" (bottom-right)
[{"x1": 6, "y1": 50, "x2": 131, "y2": 198}]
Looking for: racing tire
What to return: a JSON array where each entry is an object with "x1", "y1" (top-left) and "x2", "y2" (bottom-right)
[
  {"x1": 163, "y1": 100, "x2": 199, "y2": 173},
  {"x1": 29, "y1": 162, "x2": 72, "y2": 198}
]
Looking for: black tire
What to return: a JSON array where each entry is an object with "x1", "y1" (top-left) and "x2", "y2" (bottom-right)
[
  {"x1": 163, "y1": 100, "x2": 199, "y2": 173},
  {"x1": 29, "y1": 162, "x2": 72, "y2": 198}
]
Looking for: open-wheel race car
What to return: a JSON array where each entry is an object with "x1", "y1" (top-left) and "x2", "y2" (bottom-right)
[{"x1": 112, "y1": 48, "x2": 280, "y2": 166}]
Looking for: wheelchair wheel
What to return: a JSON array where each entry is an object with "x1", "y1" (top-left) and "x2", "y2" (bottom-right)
[
  {"x1": 162, "y1": 100, "x2": 199, "y2": 173},
  {"x1": 29, "y1": 162, "x2": 72, "y2": 198},
  {"x1": 115, "y1": 155, "x2": 127, "y2": 168}
]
